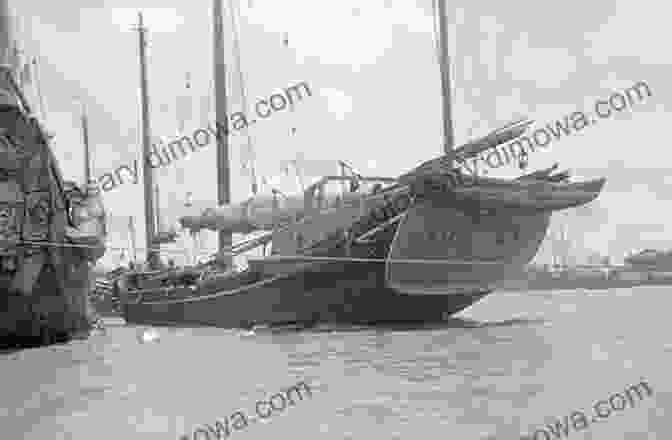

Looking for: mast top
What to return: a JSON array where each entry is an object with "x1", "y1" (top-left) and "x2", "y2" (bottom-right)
[{"x1": 435, "y1": 0, "x2": 454, "y2": 154}]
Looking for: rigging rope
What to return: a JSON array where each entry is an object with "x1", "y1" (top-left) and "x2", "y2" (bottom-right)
[
  {"x1": 32, "y1": 57, "x2": 48, "y2": 123},
  {"x1": 227, "y1": 0, "x2": 257, "y2": 195}
]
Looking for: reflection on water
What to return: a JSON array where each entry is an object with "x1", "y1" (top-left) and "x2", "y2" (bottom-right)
[{"x1": 0, "y1": 287, "x2": 669, "y2": 439}]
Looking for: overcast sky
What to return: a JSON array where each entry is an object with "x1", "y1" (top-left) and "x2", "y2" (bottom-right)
[{"x1": 11, "y1": 0, "x2": 671, "y2": 265}]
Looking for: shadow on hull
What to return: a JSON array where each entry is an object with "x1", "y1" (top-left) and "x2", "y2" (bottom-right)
[
  {"x1": 0, "y1": 294, "x2": 72, "y2": 349},
  {"x1": 0, "y1": 263, "x2": 93, "y2": 349}
]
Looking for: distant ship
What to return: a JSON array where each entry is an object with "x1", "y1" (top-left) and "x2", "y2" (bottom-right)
[{"x1": 498, "y1": 264, "x2": 672, "y2": 292}]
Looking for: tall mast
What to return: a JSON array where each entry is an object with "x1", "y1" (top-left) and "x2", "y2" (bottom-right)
[
  {"x1": 0, "y1": 0, "x2": 12, "y2": 67},
  {"x1": 136, "y1": 12, "x2": 157, "y2": 268},
  {"x1": 436, "y1": 0, "x2": 455, "y2": 154},
  {"x1": 213, "y1": 0, "x2": 232, "y2": 263},
  {"x1": 154, "y1": 184, "x2": 160, "y2": 234},
  {"x1": 80, "y1": 104, "x2": 91, "y2": 184},
  {"x1": 128, "y1": 215, "x2": 137, "y2": 263}
]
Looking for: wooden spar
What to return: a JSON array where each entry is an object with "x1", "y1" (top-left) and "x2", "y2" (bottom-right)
[
  {"x1": 213, "y1": 0, "x2": 232, "y2": 265},
  {"x1": 436, "y1": 0, "x2": 454, "y2": 155},
  {"x1": 136, "y1": 12, "x2": 157, "y2": 268}
]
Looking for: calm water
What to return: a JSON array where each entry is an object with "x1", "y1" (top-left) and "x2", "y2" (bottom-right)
[{"x1": 1, "y1": 286, "x2": 670, "y2": 439}]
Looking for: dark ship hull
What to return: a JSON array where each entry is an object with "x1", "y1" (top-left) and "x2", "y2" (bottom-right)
[
  {"x1": 1, "y1": 261, "x2": 94, "y2": 347},
  {"x1": 0, "y1": 95, "x2": 105, "y2": 349},
  {"x1": 123, "y1": 258, "x2": 490, "y2": 328},
  {"x1": 0, "y1": 20, "x2": 106, "y2": 347}
]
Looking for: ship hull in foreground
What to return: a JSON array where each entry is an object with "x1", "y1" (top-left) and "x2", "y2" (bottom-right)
[{"x1": 122, "y1": 258, "x2": 491, "y2": 328}]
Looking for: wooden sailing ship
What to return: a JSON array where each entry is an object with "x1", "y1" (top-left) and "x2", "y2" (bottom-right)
[
  {"x1": 0, "y1": 0, "x2": 106, "y2": 347},
  {"x1": 120, "y1": 0, "x2": 605, "y2": 328}
]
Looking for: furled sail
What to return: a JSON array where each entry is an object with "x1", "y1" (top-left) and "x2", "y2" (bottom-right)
[
  {"x1": 179, "y1": 187, "x2": 368, "y2": 234},
  {"x1": 410, "y1": 172, "x2": 605, "y2": 212},
  {"x1": 397, "y1": 118, "x2": 534, "y2": 186},
  {"x1": 180, "y1": 193, "x2": 306, "y2": 234}
]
